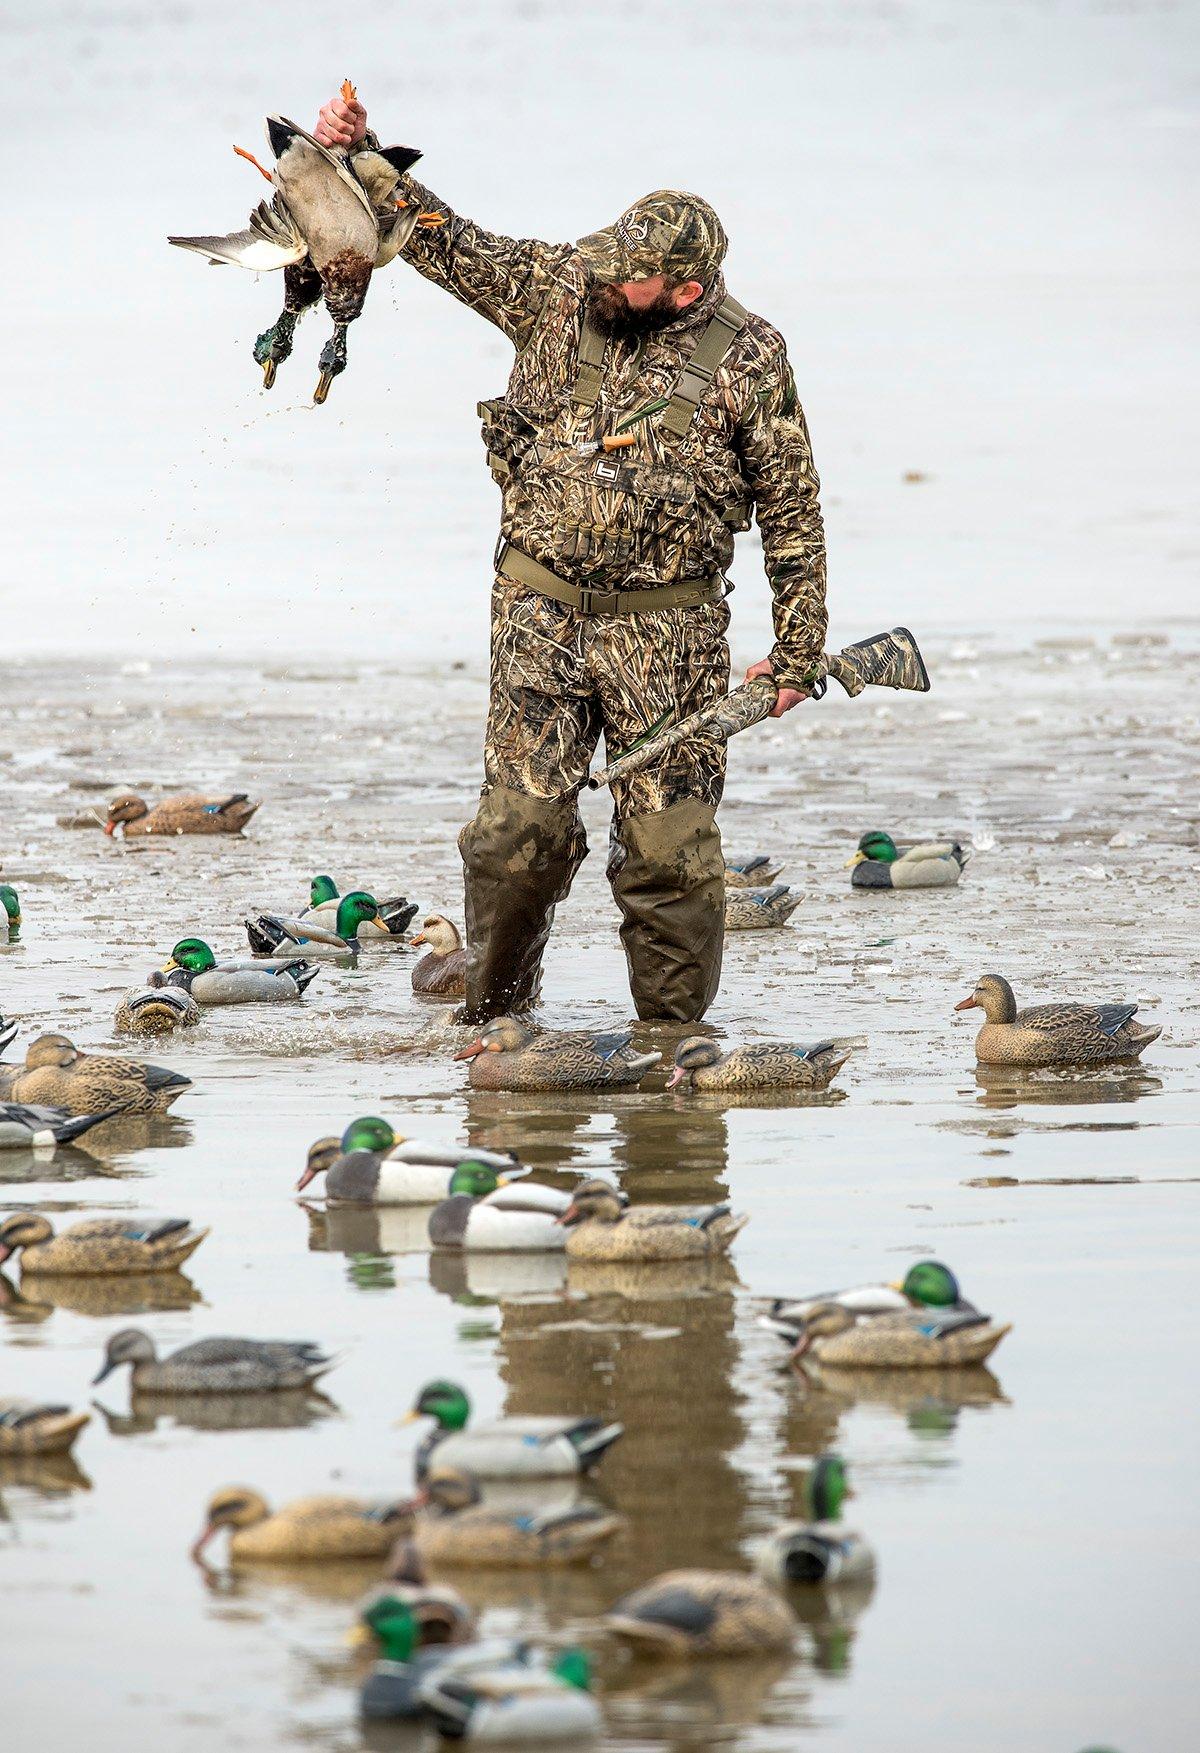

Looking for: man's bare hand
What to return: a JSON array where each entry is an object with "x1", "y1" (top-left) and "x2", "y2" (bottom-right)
[
  {"x1": 744, "y1": 658, "x2": 808, "y2": 717},
  {"x1": 314, "y1": 91, "x2": 367, "y2": 149}
]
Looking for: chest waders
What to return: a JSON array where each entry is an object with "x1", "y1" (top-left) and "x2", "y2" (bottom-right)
[{"x1": 460, "y1": 295, "x2": 747, "y2": 1025}]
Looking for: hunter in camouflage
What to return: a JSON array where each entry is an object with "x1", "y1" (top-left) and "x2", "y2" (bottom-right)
[{"x1": 315, "y1": 90, "x2": 829, "y2": 1024}]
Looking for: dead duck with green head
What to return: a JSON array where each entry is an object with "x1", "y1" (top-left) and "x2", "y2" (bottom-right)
[
  {"x1": 752, "y1": 1456, "x2": 876, "y2": 1586},
  {"x1": 847, "y1": 831, "x2": 966, "y2": 889},
  {"x1": 0, "y1": 1034, "x2": 190, "y2": 1115},
  {"x1": 955, "y1": 974, "x2": 1161, "y2": 1066},
  {"x1": 162, "y1": 938, "x2": 318, "y2": 1004},
  {"x1": 669, "y1": 1036, "x2": 854, "y2": 1094},
  {"x1": 245, "y1": 891, "x2": 381, "y2": 961},
  {"x1": 304, "y1": 875, "x2": 418, "y2": 940},
  {"x1": 401, "y1": 1379, "x2": 622, "y2": 1482},
  {"x1": 297, "y1": 1116, "x2": 521, "y2": 1205},
  {"x1": 455, "y1": 1018, "x2": 660, "y2": 1092}
]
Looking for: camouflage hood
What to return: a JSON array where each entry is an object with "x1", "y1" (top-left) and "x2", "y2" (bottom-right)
[{"x1": 575, "y1": 190, "x2": 728, "y2": 285}]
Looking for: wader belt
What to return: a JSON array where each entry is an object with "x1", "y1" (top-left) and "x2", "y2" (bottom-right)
[{"x1": 496, "y1": 540, "x2": 725, "y2": 616}]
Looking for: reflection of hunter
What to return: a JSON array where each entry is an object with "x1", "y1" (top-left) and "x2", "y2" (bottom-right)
[{"x1": 315, "y1": 85, "x2": 844, "y2": 1024}]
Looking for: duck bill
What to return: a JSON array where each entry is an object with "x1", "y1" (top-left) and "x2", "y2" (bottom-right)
[
  {"x1": 787, "y1": 1333, "x2": 812, "y2": 1363},
  {"x1": 91, "y1": 1359, "x2": 115, "y2": 1386},
  {"x1": 313, "y1": 369, "x2": 336, "y2": 405},
  {"x1": 393, "y1": 1409, "x2": 423, "y2": 1428},
  {"x1": 843, "y1": 851, "x2": 867, "y2": 868},
  {"x1": 555, "y1": 1202, "x2": 582, "y2": 1227},
  {"x1": 103, "y1": 821, "x2": 116, "y2": 836},
  {"x1": 161, "y1": 957, "x2": 180, "y2": 973},
  {"x1": 453, "y1": 1039, "x2": 485, "y2": 1061},
  {"x1": 261, "y1": 359, "x2": 277, "y2": 390},
  {"x1": 295, "y1": 1165, "x2": 318, "y2": 1192},
  {"x1": 189, "y1": 1522, "x2": 218, "y2": 1564},
  {"x1": 344, "y1": 1623, "x2": 376, "y2": 1652},
  {"x1": 0, "y1": 1244, "x2": 11, "y2": 1266},
  {"x1": 665, "y1": 1067, "x2": 686, "y2": 1089},
  {"x1": 410, "y1": 932, "x2": 427, "y2": 946},
  {"x1": 953, "y1": 996, "x2": 979, "y2": 1012}
]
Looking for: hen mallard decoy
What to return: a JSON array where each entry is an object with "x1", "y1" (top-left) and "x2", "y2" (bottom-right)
[
  {"x1": 244, "y1": 892, "x2": 380, "y2": 960},
  {"x1": 94, "y1": 1329, "x2": 335, "y2": 1393},
  {"x1": 427, "y1": 1163, "x2": 572, "y2": 1251},
  {"x1": 668, "y1": 1036, "x2": 853, "y2": 1093},
  {"x1": 605, "y1": 1570, "x2": 795, "y2": 1656},
  {"x1": 0, "y1": 1103, "x2": 121, "y2": 1150},
  {"x1": 161, "y1": 939, "x2": 318, "y2": 1003},
  {"x1": 296, "y1": 1116, "x2": 520, "y2": 1203},
  {"x1": 0, "y1": 1213, "x2": 208, "y2": 1275},
  {"x1": 104, "y1": 793, "x2": 259, "y2": 837},
  {"x1": 1, "y1": 884, "x2": 20, "y2": 936},
  {"x1": 411, "y1": 915, "x2": 468, "y2": 997},
  {"x1": 114, "y1": 984, "x2": 202, "y2": 1037},
  {"x1": 455, "y1": 1018, "x2": 661, "y2": 1092},
  {"x1": 0, "y1": 1398, "x2": 90, "y2": 1455},
  {"x1": 752, "y1": 1456, "x2": 876, "y2": 1586},
  {"x1": 773, "y1": 1299, "x2": 1010, "y2": 1369},
  {"x1": 955, "y1": 974, "x2": 1161, "y2": 1066},
  {"x1": 305, "y1": 875, "x2": 417, "y2": 940},
  {"x1": 724, "y1": 884, "x2": 802, "y2": 930},
  {"x1": 847, "y1": 830, "x2": 967, "y2": 889},
  {"x1": 417, "y1": 1642, "x2": 601, "y2": 1744},
  {"x1": 191, "y1": 1484, "x2": 408, "y2": 1562},
  {"x1": 401, "y1": 1379, "x2": 622, "y2": 1481},
  {"x1": 0, "y1": 1034, "x2": 191, "y2": 1115},
  {"x1": 557, "y1": 1178, "x2": 747, "y2": 1263},
  {"x1": 761, "y1": 1260, "x2": 974, "y2": 1342},
  {"x1": 724, "y1": 855, "x2": 783, "y2": 888},
  {"x1": 170, "y1": 83, "x2": 426, "y2": 401},
  {"x1": 405, "y1": 1466, "x2": 622, "y2": 1567}
]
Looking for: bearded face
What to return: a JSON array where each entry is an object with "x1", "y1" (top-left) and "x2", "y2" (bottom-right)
[{"x1": 584, "y1": 280, "x2": 689, "y2": 340}]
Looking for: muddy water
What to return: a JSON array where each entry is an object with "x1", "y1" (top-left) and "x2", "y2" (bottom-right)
[{"x1": 2, "y1": 633, "x2": 1198, "y2": 1752}]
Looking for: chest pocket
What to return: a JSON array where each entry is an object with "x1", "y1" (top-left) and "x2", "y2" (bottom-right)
[{"x1": 525, "y1": 450, "x2": 697, "y2": 574}]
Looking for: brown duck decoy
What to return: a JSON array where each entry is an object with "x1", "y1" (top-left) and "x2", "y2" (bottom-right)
[
  {"x1": 778, "y1": 1301, "x2": 1011, "y2": 1369},
  {"x1": 668, "y1": 1036, "x2": 853, "y2": 1093},
  {"x1": 406, "y1": 1466, "x2": 622, "y2": 1567},
  {"x1": 605, "y1": 1570, "x2": 796, "y2": 1655},
  {"x1": 1, "y1": 1034, "x2": 191, "y2": 1116},
  {"x1": 557, "y1": 1178, "x2": 747, "y2": 1263},
  {"x1": 955, "y1": 974, "x2": 1161, "y2": 1066},
  {"x1": 104, "y1": 792, "x2": 260, "y2": 836},
  {"x1": 0, "y1": 1398, "x2": 90, "y2": 1455},
  {"x1": 0, "y1": 1213, "x2": 208, "y2": 1276},
  {"x1": 455, "y1": 1018, "x2": 660, "y2": 1092},
  {"x1": 191, "y1": 1485, "x2": 410, "y2": 1562},
  {"x1": 411, "y1": 915, "x2": 468, "y2": 998}
]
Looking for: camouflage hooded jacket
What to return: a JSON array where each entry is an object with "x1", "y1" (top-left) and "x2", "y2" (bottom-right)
[{"x1": 394, "y1": 171, "x2": 828, "y2": 689}]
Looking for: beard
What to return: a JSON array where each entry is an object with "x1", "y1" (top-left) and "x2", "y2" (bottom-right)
[{"x1": 585, "y1": 281, "x2": 686, "y2": 340}]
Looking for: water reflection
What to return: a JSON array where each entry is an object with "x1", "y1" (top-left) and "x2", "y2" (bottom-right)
[
  {"x1": 2, "y1": 1269, "x2": 203, "y2": 1319},
  {"x1": 0, "y1": 1144, "x2": 132, "y2": 1186},
  {"x1": 780, "y1": 1362, "x2": 1009, "y2": 1477},
  {"x1": 603, "y1": 1651, "x2": 798, "y2": 1744},
  {"x1": 93, "y1": 1388, "x2": 340, "y2": 1436},
  {"x1": 0, "y1": 1452, "x2": 93, "y2": 1496},
  {"x1": 973, "y1": 1063, "x2": 1163, "y2": 1109},
  {"x1": 790, "y1": 1579, "x2": 876, "y2": 1677}
]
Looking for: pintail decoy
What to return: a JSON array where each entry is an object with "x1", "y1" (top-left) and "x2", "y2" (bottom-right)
[
  {"x1": 724, "y1": 884, "x2": 802, "y2": 930},
  {"x1": 191, "y1": 1484, "x2": 409, "y2": 1562},
  {"x1": 114, "y1": 985, "x2": 201, "y2": 1036},
  {"x1": 94, "y1": 1329, "x2": 336, "y2": 1393},
  {"x1": 296, "y1": 1116, "x2": 520, "y2": 1204},
  {"x1": 170, "y1": 83, "x2": 428, "y2": 401},
  {"x1": 955, "y1": 974, "x2": 1161, "y2": 1066},
  {"x1": 455, "y1": 1017, "x2": 661, "y2": 1092},
  {"x1": 557, "y1": 1178, "x2": 747, "y2": 1263},
  {"x1": 1, "y1": 884, "x2": 20, "y2": 936},
  {"x1": 0, "y1": 1103, "x2": 122, "y2": 1150},
  {"x1": 411, "y1": 915, "x2": 468, "y2": 998},
  {"x1": 0, "y1": 1033, "x2": 191, "y2": 1115},
  {"x1": 847, "y1": 830, "x2": 967, "y2": 889},
  {"x1": 401, "y1": 1379, "x2": 623, "y2": 1482},
  {"x1": 668, "y1": 1036, "x2": 853, "y2": 1093},
  {"x1": 162, "y1": 938, "x2": 318, "y2": 1003},
  {"x1": 404, "y1": 1466, "x2": 623, "y2": 1567},
  {"x1": 605, "y1": 1569, "x2": 796, "y2": 1655},
  {"x1": 426, "y1": 1162, "x2": 571, "y2": 1252},
  {"x1": 244, "y1": 892, "x2": 380, "y2": 960},
  {"x1": 0, "y1": 1213, "x2": 208, "y2": 1275},
  {"x1": 104, "y1": 793, "x2": 259, "y2": 837},
  {"x1": 304, "y1": 875, "x2": 418, "y2": 940},
  {"x1": 724, "y1": 855, "x2": 783, "y2": 888},
  {"x1": 0, "y1": 1398, "x2": 90, "y2": 1455},
  {"x1": 752, "y1": 1456, "x2": 876, "y2": 1586}
]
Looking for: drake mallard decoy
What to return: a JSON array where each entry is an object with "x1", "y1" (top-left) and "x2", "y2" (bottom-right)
[
  {"x1": 416, "y1": 1641, "x2": 601, "y2": 1744},
  {"x1": 1, "y1": 884, "x2": 20, "y2": 937},
  {"x1": 772, "y1": 1299, "x2": 1010, "y2": 1369},
  {"x1": 401, "y1": 1379, "x2": 622, "y2": 1481},
  {"x1": 752, "y1": 1456, "x2": 876, "y2": 1586},
  {"x1": 94, "y1": 1329, "x2": 335, "y2": 1393},
  {"x1": 955, "y1": 974, "x2": 1161, "y2": 1066},
  {"x1": 104, "y1": 793, "x2": 259, "y2": 837},
  {"x1": 724, "y1": 855, "x2": 783, "y2": 888},
  {"x1": 0, "y1": 1103, "x2": 122, "y2": 1150},
  {"x1": 357, "y1": 1594, "x2": 513, "y2": 1723},
  {"x1": 114, "y1": 985, "x2": 202, "y2": 1037},
  {"x1": 761, "y1": 1260, "x2": 974, "y2": 1341},
  {"x1": 557, "y1": 1178, "x2": 747, "y2": 1262},
  {"x1": 0, "y1": 1034, "x2": 191, "y2": 1115},
  {"x1": 455, "y1": 1017, "x2": 661, "y2": 1092},
  {"x1": 382, "y1": 1543, "x2": 477, "y2": 1645},
  {"x1": 847, "y1": 830, "x2": 966, "y2": 889},
  {"x1": 411, "y1": 915, "x2": 468, "y2": 997},
  {"x1": 605, "y1": 1570, "x2": 795, "y2": 1655},
  {"x1": 724, "y1": 884, "x2": 802, "y2": 930},
  {"x1": 406, "y1": 1466, "x2": 622, "y2": 1567},
  {"x1": 244, "y1": 892, "x2": 380, "y2": 960},
  {"x1": 162, "y1": 939, "x2": 318, "y2": 1003},
  {"x1": 305, "y1": 875, "x2": 417, "y2": 940},
  {"x1": 191, "y1": 1484, "x2": 408, "y2": 1562},
  {"x1": 170, "y1": 85, "x2": 425, "y2": 401},
  {"x1": 668, "y1": 1036, "x2": 853, "y2": 1093},
  {"x1": 0, "y1": 1398, "x2": 90, "y2": 1455},
  {"x1": 296, "y1": 1115, "x2": 520, "y2": 1204},
  {"x1": 0, "y1": 1213, "x2": 208, "y2": 1275},
  {"x1": 427, "y1": 1162, "x2": 572, "y2": 1251}
]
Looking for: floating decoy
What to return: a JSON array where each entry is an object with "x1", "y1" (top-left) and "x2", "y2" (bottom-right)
[
  {"x1": 1, "y1": 884, "x2": 20, "y2": 934},
  {"x1": 304, "y1": 875, "x2": 417, "y2": 939},
  {"x1": 405, "y1": 1466, "x2": 622, "y2": 1566},
  {"x1": 0, "y1": 1213, "x2": 208, "y2": 1275},
  {"x1": 772, "y1": 1301, "x2": 1010, "y2": 1369},
  {"x1": 382, "y1": 1543, "x2": 477, "y2": 1645},
  {"x1": 752, "y1": 1456, "x2": 876, "y2": 1585},
  {"x1": 401, "y1": 1379, "x2": 623, "y2": 1481},
  {"x1": 0, "y1": 1398, "x2": 90, "y2": 1455},
  {"x1": 427, "y1": 1163, "x2": 571, "y2": 1252},
  {"x1": 455, "y1": 1018, "x2": 661, "y2": 1092},
  {"x1": 94, "y1": 1329, "x2": 335, "y2": 1393},
  {"x1": 356, "y1": 1592, "x2": 510, "y2": 1722},
  {"x1": 668, "y1": 1036, "x2": 853, "y2": 1093},
  {"x1": 114, "y1": 985, "x2": 202, "y2": 1036},
  {"x1": 557, "y1": 1178, "x2": 747, "y2": 1262},
  {"x1": 955, "y1": 974, "x2": 1161, "y2": 1066},
  {"x1": 170, "y1": 84, "x2": 426, "y2": 401},
  {"x1": 762, "y1": 1260, "x2": 973, "y2": 1339},
  {"x1": 724, "y1": 884, "x2": 802, "y2": 930},
  {"x1": 0, "y1": 1034, "x2": 191, "y2": 1115},
  {"x1": 245, "y1": 891, "x2": 383, "y2": 959},
  {"x1": 191, "y1": 1485, "x2": 408, "y2": 1561},
  {"x1": 605, "y1": 1570, "x2": 795, "y2": 1655},
  {"x1": 161, "y1": 939, "x2": 318, "y2": 1003},
  {"x1": 0, "y1": 1103, "x2": 122, "y2": 1150},
  {"x1": 417, "y1": 1641, "x2": 602, "y2": 1744},
  {"x1": 104, "y1": 793, "x2": 259, "y2": 837},
  {"x1": 724, "y1": 855, "x2": 783, "y2": 888},
  {"x1": 411, "y1": 915, "x2": 468, "y2": 997},
  {"x1": 847, "y1": 830, "x2": 966, "y2": 889},
  {"x1": 296, "y1": 1115, "x2": 520, "y2": 1204}
]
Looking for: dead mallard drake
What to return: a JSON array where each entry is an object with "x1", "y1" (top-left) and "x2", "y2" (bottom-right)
[
  {"x1": 955, "y1": 974, "x2": 1162, "y2": 1066},
  {"x1": 0, "y1": 1398, "x2": 90, "y2": 1456},
  {"x1": 0, "y1": 1213, "x2": 208, "y2": 1276},
  {"x1": 455, "y1": 1017, "x2": 660, "y2": 1092},
  {"x1": 724, "y1": 884, "x2": 801, "y2": 930},
  {"x1": 411, "y1": 915, "x2": 468, "y2": 998},
  {"x1": 668, "y1": 1036, "x2": 853, "y2": 1093},
  {"x1": 191, "y1": 1484, "x2": 410, "y2": 1562},
  {"x1": 94, "y1": 1329, "x2": 336, "y2": 1394},
  {"x1": 847, "y1": 830, "x2": 967, "y2": 889},
  {"x1": 605, "y1": 1569, "x2": 795, "y2": 1656},
  {"x1": 0, "y1": 1032, "x2": 191, "y2": 1115},
  {"x1": 104, "y1": 792, "x2": 259, "y2": 836},
  {"x1": 557, "y1": 1178, "x2": 747, "y2": 1263}
]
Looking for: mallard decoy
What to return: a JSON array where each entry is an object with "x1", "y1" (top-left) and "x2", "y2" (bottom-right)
[
  {"x1": 417, "y1": 1643, "x2": 602, "y2": 1744},
  {"x1": 847, "y1": 830, "x2": 966, "y2": 889},
  {"x1": 114, "y1": 985, "x2": 201, "y2": 1037},
  {"x1": 406, "y1": 1466, "x2": 622, "y2": 1567},
  {"x1": 296, "y1": 1115, "x2": 520, "y2": 1203},
  {"x1": 668, "y1": 1036, "x2": 853, "y2": 1093},
  {"x1": 455, "y1": 1017, "x2": 661, "y2": 1092},
  {"x1": 401, "y1": 1379, "x2": 622, "y2": 1482},
  {"x1": 557, "y1": 1178, "x2": 747, "y2": 1263},
  {"x1": 724, "y1": 884, "x2": 802, "y2": 930},
  {"x1": 104, "y1": 793, "x2": 259, "y2": 837},
  {"x1": 955, "y1": 974, "x2": 1161, "y2": 1066},
  {"x1": 170, "y1": 85, "x2": 425, "y2": 401},
  {"x1": 752, "y1": 1456, "x2": 876, "y2": 1585},
  {"x1": 244, "y1": 892, "x2": 380, "y2": 960},
  {"x1": 191, "y1": 1484, "x2": 408, "y2": 1562},
  {"x1": 0, "y1": 1103, "x2": 122, "y2": 1150},
  {"x1": 605, "y1": 1570, "x2": 795, "y2": 1655},
  {"x1": 0, "y1": 1398, "x2": 90, "y2": 1455},
  {"x1": 777, "y1": 1301, "x2": 1010, "y2": 1369},
  {"x1": 1, "y1": 884, "x2": 20, "y2": 936},
  {"x1": 0, "y1": 1213, "x2": 208, "y2": 1275},
  {"x1": 161, "y1": 939, "x2": 318, "y2": 1003},
  {"x1": 427, "y1": 1163, "x2": 572, "y2": 1252},
  {"x1": 357, "y1": 1593, "x2": 515, "y2": 1723},
  {"x1": 0, "y1": 1034, "x2": 191, "y2": 1115},
  {"x1": 411, "y1": 915, "x2": 468, "y2": 998},
  {"x1": 724, "y1": 855, "x2": 783, "y2": 888},
  {"x1": 94, "y1": 1329, "x2": 336, "y2": 1393},
  {"x1": 761, "y1": 1260, "x2": 974, "y2": 1344},
  {"x1": 382, "y1": 1543, "x2": 477, "y2": 1645},
  {"x1": 305, "y1": 875, "x2": 418, "y2": 940}
]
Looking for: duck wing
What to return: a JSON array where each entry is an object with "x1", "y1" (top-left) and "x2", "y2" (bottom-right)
[
  {"x1": 266, "y1": 116, "x2": 375, "y2": 221},
  {"x1": 586, "y1": 1028, "x2": 636, "y2": 1061},
  {"x1": 1017, "y1": 1001, "x2": 1138, "y2": 1038},
  {"x1": 70, "y1": 1216, "x2": 192, "y2": 1244},
  {"x1": 169, "y1": 197, "x2": 307, "y2": 270}
]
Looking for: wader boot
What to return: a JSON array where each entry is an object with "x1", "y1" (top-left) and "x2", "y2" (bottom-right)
[
  {"x1": 459, "y1": 783, "x2": 588, "y2": 1024},
  {"x1": 608, "y1": 799, "x2": 725, "y2": 1023}
]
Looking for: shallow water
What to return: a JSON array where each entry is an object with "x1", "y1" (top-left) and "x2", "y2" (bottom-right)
[{"x1": 2, "y1": 633, "x2": 1198, "y2": 1752}]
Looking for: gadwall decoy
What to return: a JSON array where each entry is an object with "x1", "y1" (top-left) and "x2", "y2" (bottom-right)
[
  {"x1": 455, "y1": 1018, "x2": 660, "y2": 1092},
  {"x1": 191, "y1": 1484, "x2": 408, "y2": 1562},
  {"x1": 244, "y1": 892, "x2": 381, "y2": 959},
  {"x1": 723, "y1": 855, "x2": 783, "y2": 888},
  {"x1": 0, "y1": 1214, "x2": 208, "y2": 1276},
  {"x1": 161, "y1": 939, "x2": 318, "y2": 1003},
  {"x1": 405, "y1": 1466, "x2": 622, "y2": 1567},
  {"x1": 0, "y1": 1034, "x2": 190, "y2": 1115},
  {"x1": 94, "y1": 1329, "x2": 335, "y2": 1393},
  {"x1": 114, "y1": 985, "x2": 201, "y2": 1037},
  {"x1": 724, "y1": 884, "x2": 802, "y2": 930},
  {"x1": 955, "y1": 974, "x2": 1161, "y2": 1065},
  {"x1": 557, "y1": 1178, "x2": 747, "y2": 1262},
  {"x1": 296, "y1": 1116, "x2": 520, "y2": 1204},
  {"x1": 0, "y1": 1398, "x2": 90, "y2": 1455},
  {"x1": 605, "y1": 1570, "x2": 795, "y2": 1655},
  {"x1": 104, "y1": 793, "x2": 259, "y2": 837},
  {"x1": 401, "y1": 1379, "x2": 622, "y2": 1481},
  {"x1": 847, "y1": 830, "x2": 967, "y2": 889},
  {"x1": 0, "y1": 1103, "x2": 122, "y2": 1150},
  {"x1": 426, "y1": 1163, "x2": 571, "y2": 1252},
  {"x1": 411, "y1": 915, "x2": 468, "y2": 998},
  {"x1": 305, "y1": 875, "x2": 417, "y2": 940},
  {"x1": 752, "y1": 1456, "x2": 876, "y2": 1585},
  {"x1": 668, "y1": 1036, "x2": 853, "y2": 1093}
]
